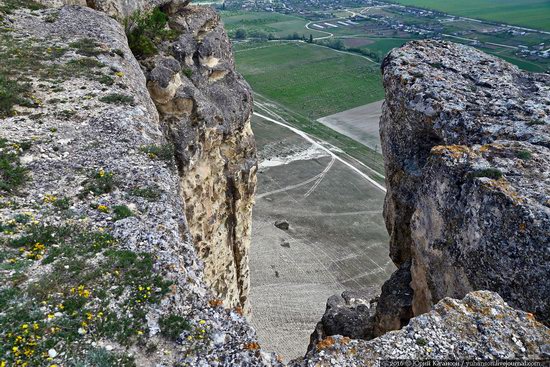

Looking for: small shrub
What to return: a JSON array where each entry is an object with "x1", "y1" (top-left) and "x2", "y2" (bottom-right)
[
  {"x1": 416, "y1": 337, "x2": 427, "y2": 346},
  {"x1": 125, "y1": 8, "x2": 180, "y2": 59},
  {"x1": 516, "y1": 150, "x2": 532, "y2": 160},
  {"x1": 526, "y1": 119, "x2": 545, "y2": 126},
  {"x1": 472, "y1": 168, "x2": 503, "y2": 180},
  {"x1": 113, "y1": 205, "x2": 133, "y2": 221},
  {"x1": 70, "y1": 38, "x2": 106, "y2": 57},
  {"x1": 140, "y1": 144, "x2": 174, "y2": 161},
  {"x1": 159, "y1": 314, "x2": 191, "y2": 341},
  {"x1": 80, "y1": 169, "x2": 116, "y2": 197},
  {"x1": 67, "y1": 57, "x2": 104, "y2": 69},
  {"x1": 182, "y1": 68, "x2": 193, "y2": 78},
  {"x1": 98, "y1": 75, "x2": 115, "y2": 86},
  {"x1": 99, "y1": 93, "x2": 134, "y2": 105}
]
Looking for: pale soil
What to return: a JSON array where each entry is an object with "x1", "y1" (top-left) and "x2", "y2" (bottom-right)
[
  {"x1": 317, "y1": 100, "x2": 384, "y2": 153},
  {"x1": 248, "y1": 115, "x2": 394, "y2": 361}
]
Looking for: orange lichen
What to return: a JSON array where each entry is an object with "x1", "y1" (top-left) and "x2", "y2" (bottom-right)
[
  {"x1": 316, "y1": 336, "x2": 335, "y2": 351},
  {"x1": 234, "y1": 306, "x2": 244, "y2": 316},
  {"x1": 244, "y1": 342, "x2": 260, "y2": 350},
  {"x1": 431, "y1": 145, "x2": 473, "y2": 159},
  {"x1": 209, "y1": 299, "x2": 224, "y2": 308},
  {"x1": 478, "y1": 143, "x2": 504, "y2": 154},
  {"x1": 482, "y1": 178, "x2": 525, "y2": 205},
  {"x1": 341, "y1": 337, "x2": 351, "y2": 345}
]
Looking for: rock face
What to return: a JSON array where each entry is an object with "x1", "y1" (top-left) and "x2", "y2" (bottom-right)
[
  {"x1": 36, "y1": 0, "x2": 191, "y2": 19},
  {"x1": 295, "y1": 291, "x2": 550, "y2": 366},
  {"x1": 378, "y1": 40, "x2": 550, "y2": 329},
  {"x1": 0, "y1": 3, "x2": 267, "y2": 366},
  {"x1": 143, "y1": 4, "x2": 256, "y2": 311}
]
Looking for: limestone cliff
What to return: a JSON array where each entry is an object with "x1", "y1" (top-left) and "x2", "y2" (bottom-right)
[
  {"x1": 379, "y1": 40, "x2": 549, "y2": 328},
  {"x1": 307, "y1": 40, "x2": 549, "y2": 359},
  {"x1": 142, "y1": 3, "x2": 257, "y2": 311},
  {"x1": 0, "y1": 2, "x2": 267, "y2": 365}
]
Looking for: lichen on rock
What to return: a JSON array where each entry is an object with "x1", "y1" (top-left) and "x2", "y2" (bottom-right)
[{"x1": 378, "y1": 40, "x2": 550, "y2": 329}]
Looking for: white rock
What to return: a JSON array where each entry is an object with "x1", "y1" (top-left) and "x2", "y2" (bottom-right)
[{"x1": 48, "y1": 349, "x2": 58, "y2": 358}]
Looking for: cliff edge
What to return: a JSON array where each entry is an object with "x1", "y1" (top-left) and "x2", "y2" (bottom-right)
[
  {"x1": 308, "y1": 40, "x2": 549, "y2": 360},
  {"x1": 380, "y1": 40, "x2": 549, "y2": 328},
  {"x1": 0, "y1": 1, "x2": 271, "y2": 365}
]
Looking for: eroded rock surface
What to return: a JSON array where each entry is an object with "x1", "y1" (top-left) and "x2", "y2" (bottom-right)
[
  {"x1": 379, "y1": 40, "x2": 550, "y2": 328},
  {"x1": 142, "y1": 4, "x2": 256, "y2": 311},
  {"x1": 0, "y1": 3, "x2": 271, "y2": 366},
  {"x1": 296, "y1": 291, "x2": 550, "y2": 366}
]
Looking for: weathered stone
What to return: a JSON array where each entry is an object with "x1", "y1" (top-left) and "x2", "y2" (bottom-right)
[
  {"x1": 295, "y1": 291, "x2": 550, "y2": 366},
  {"x1": 274, "y1": 219, "x2": 289, "y2": 230},
  {"x1": 380, "y1": 40, "x2": 550, "y2": 326},
  {"x1": 308, "y1": 291, "x2": 376, "y2": 352},
  {"x1": 373, "y1": 261, "x2": 413, "y2": 337},
  {"x1": 142, "y1": 4, "x2": 257, "y2": 311}
]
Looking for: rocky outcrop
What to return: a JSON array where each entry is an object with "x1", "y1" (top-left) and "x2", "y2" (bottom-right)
[
  {"x1": 378, "y1": 40, "x2": 550, "y2": 330},
  {"x1": 143, "y1": 4, "x2": 256, "y2": 311},
  {"x1": 36, "y1": 0, "x2": 191, "y2": 19},
  {"x1": 295, "y1": 291, "x2": 550, "y2": 366},
  {"x1": 308, "y1": 291, "x2": 377, "y2": 351},
  {"x1": 307, "y1": 39, "x2": 549, "y2": 359},
  {"x1": 0, "y1": 3, "x2": 267, "y2": 366}
]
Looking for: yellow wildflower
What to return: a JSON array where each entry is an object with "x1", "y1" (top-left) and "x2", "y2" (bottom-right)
[{"x1": 43, "y1": 194, "x2": 57, "y2": 204}]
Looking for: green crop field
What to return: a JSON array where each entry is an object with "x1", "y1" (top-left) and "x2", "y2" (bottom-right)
[
  {"x1": 221, "y1": 11, "x2": 326, "y2": 38},
  {"x1": 391, "y1": 0, "x2": 550, "y2": 31},
  {"x1": 234, "y1": 42, "x2": 385, "y2": 119}
]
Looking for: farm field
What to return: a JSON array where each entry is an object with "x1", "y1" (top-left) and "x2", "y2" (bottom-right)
[
  {"x1": 221, "y1": 11, "x2": 326, "y2": 38},
  {"x1": 344, "y1": 37, "x2": 415, "y2": 60},
  {"x1": 391, "y1": 0, "x2": 550, "y2": 31},
  {"x1": 249, "y1": 115, "x2": 393, "y2": 360},
  {"x1": 234, "y1": 42, "x2": 384, "y2": 119}
]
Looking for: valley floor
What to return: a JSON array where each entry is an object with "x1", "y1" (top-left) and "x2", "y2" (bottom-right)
[{"x1": 248, "y1": 115, "x2": 395, "y2": 360}]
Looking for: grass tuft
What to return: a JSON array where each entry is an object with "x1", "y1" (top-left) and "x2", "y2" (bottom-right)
[
  {"x1": 99, "y1": 93, "x2": 135, "y2": 105},
  {"x1": 159, "y1": 314, "x2": 191, "y2": 341},
  {"x1": 0, "y1": 139, "x2": 31, "y2": 193},
  {"x1": 113, "y1": 205, "x2": 134, "y2": 221},
  {"x1": 472, "y1": 168, "x2": 503, "y2": 180}
]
